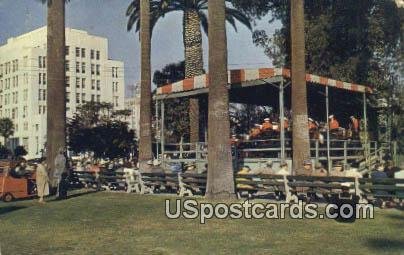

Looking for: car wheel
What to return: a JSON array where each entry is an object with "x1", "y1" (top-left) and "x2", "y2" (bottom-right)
[{"x1": 3, "y1": 193, "x2": 14, "y2": 202}]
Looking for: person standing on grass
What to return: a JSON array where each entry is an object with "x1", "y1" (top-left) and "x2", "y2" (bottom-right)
[
  {"x1": 54, "y1": 147, "x2": 67, "y2": 199},
  {"x1": 36, "y1": 159, "x2": 49, "y2": 204}
]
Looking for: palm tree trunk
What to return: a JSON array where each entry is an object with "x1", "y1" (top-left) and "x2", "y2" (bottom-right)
[
  {"x1": 291, "y1": 0, "x2": 310, "y2": 175},
  {"x1": 206, "y1": 0, "x2": 235, "y2": 199},
  {"x1": 139, "y1": 0, "x2": 153, "y2": 171},
  {"x1": 184, "y1": 10, "x2": 204, "y2": 146},
  {"x1": 46, "y1": 0, "x2": 66, "y2": 182}
]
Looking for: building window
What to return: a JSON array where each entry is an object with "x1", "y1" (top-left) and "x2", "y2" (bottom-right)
[
  {"x1": 82, "y1": 93, "x2": 86, "y2": 103},
  {"x1": 82, "y1": 78, "x2": 86, "y2": 88},
  {"x1": 96, "y1": 95, "x2": 100, "y2": 102},
  {"x1": 42, "y1": 57, "x2": 46, "y2": 69},
  {"x1": 76, "y1": 93, "x2": 80, "y2": 104},
  {"x1": 91, "y1": 64, "x2": 95, "y2": 75},
  {"x1": 91, "y1": 79, "x2": 95, "y2": 90},
  {"x1": 38, "y1": 73, "x2": 42, "y2": 84},
  {"x1": 0, "y1": 64, "x2": 3, "y2": 77},
  {"x1": 96, "y1": 65, "x2": 100, "y2": 75},
  {"x1": 65, "y1": 60, "x2": 70, "y2": 71},
  {"x1": 81, "y1": 48, "x2": 86, "y2": 58},
  {"x1": 91, "y1": 94, "x2": 95, "y2": 101},
  {"x1": 76, "y1": 62, "x2": 80, "y2": 73},
  {"x1": 43, "y1": 73, "x2": 46, "y2": 85},
  {"x1": 91, "y1": 50, "x2": 95, "y2": 59},
  {"x1": 76, "y1": 78, "x2": 80, "y2": 88},
  {"x1": 112, "y1": 67, "x2": 119, "y2": 78},
  {"x1": 76, "y1": 47, "x2": 80, "y2": 57},
  {"x1": 66, "y1": 92, "x2": 70, "y2": 103},
  {"x1": 81, "y1": 62, "x2": 86, "y2": 74},
  {"x1": 65, "y1": 46, "x2": 70, "y2": 56},
  {"x1": 96, "y1": 51, "x2": 100, "y2": 60},
  {"x1": 66, "y1": 76, "x2": 70, "y2": 87},
  {"x1": 96, "y1": 80, "x2": 100, "y2": 90},
  {"x1": 38, "y1": 56, "x2": 42, "y2": 68}
]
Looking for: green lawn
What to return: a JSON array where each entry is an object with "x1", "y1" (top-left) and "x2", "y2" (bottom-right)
[{"x1": 0, "y1": 191, "x2": 403, "y2": 255}]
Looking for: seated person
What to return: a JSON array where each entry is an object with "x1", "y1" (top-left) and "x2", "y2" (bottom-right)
[
  {"x1": 313, "y1": 162, "x2": 327, "y2": 177},
  {"x1": 249, "y1": 124, "x2": 262, "y2": 139},
  {"x1": 370, "y1": 163, "x2": 388, "y2": 179},
  {"x1": 328, "y1": 115, "x2": 340, "y2": 131},
  {"x1": 261, "y1": 118, "x2": 272, "y2": 131},
  {"x1": 231, "y1": 134, "x2": 239, "y2": 146},
  {"x1": 250, "y1": 160, "x2": 274, "y2": 175},
  {"x1": 272, "y1": 122, "x2": 280, "y2": 132},
  {"x1": 13, "y1": 159, "x2": 28, "y2": 176},
  {"x1": 330, "y1": 162, "x2": 345, "y2": 177},
  {"x1": 350, "y1": 116, "x2": 360, "y2": 134},
  {"x1": 76, "y1": 161, "x2": 84, "y2": 172},
  {"x1": 184, "y1": 163, "x2": 198, "y2": 174},
  {"x1": 370, "y1": 163, "x2": 389, "y2": 200},
  {"x1": 308, "y1": 118, "x2": 318, "y2": 131},
  {"x1": 299, "y1": 160, "x2": 313, "y2": 176},
  {"x1": 283, "y1": 117, "x2": 289, "y2": 130}
]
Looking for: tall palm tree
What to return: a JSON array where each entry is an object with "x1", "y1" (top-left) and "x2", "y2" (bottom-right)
[
  {"x1": 205, "y1": 0, "x2": 235, "y2": 199},
  {"x1": 41, "y1": 0, "x2": 68, "y2": 178},
  {"x1": 291, "y1": 0, "x2": 310, "y2": 175},
  {"x1": 127, "y1": 0, "x2": 251, "y2": 145},
  {"x1": 138, "y1": 0, "x2": 154, "y2": 171}
]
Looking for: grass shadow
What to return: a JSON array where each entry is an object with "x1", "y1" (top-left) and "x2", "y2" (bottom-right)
[
  {"x1": 66, "y1": 189, "x2": 99, "y2": 199},
  {"x1": 365, "y1": 238, "x2": 404, "y2": 252},
  {"x1": 0, "y1": 206, "x2": 26, "y2": 215},
  {"x1": 386, "y1": 213, "x2": 404, "y2": 221},
  {"x1": 49, "y1": 189, "x2": 99, "y2": 203}
]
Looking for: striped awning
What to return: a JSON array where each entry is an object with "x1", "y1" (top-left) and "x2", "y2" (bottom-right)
[{"x1": 156, "y1": 67, "x2": 373, "y2": 95}]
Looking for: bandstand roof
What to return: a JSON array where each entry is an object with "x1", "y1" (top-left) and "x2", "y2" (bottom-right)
[{"x1": 155, "y1": 67, "x2": 373, "y2": 101}]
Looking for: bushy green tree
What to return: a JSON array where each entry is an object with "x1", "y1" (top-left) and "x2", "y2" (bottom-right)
[{"x1": 67, "y1": 102, "x2": 137, "y2": 159}]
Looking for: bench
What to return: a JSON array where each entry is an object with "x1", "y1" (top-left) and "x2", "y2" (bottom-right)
[
  {"x1": 235, "y1": 174, "x2": 287, "y2": 200},
  {"x1": 70, "y1": 171, "x2": 97, "y2": 188},
  {"x1": 178, "y1": 173, "x2": 207, "y2": 197},
  {"x1": 140, "y1": 172, "x2": 180, "y2": 194}
]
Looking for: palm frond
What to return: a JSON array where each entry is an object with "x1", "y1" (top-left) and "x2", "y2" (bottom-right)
[{"x1": 225, "y1": 7, "x2": 252, "y2": 31}]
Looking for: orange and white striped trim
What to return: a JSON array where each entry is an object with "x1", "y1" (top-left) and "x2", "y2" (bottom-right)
[{"x1": 156, "y1": 67, "x2": 373, "y2": 95}]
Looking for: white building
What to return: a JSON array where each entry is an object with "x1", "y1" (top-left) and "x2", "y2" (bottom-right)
[
  {"x1": 124, "y1": 86, "x2": 140, "y2": 138},
  {"x1": 0, "y1": 27, "x2": 125, "y2": 159}
]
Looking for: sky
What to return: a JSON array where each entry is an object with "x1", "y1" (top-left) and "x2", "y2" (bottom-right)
[{"x1": 0, "y1": 0, "x2": 280, "y2": 95}]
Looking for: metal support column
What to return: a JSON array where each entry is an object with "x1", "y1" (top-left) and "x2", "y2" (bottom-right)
[
  {"x1": 363, "y1": 93, "x2": 368, "y2": 164},
  {"x1": 160, "y1": 100, "x2": 165, "y2": 165},
  {"x1": 155, "y1": 99, "x2": 159, "y2": 159},
  {"x1": 279, "y1": 79, "x2": 285, "y2": 162},
  {"x1": 326, "y1": 86, "x2": 331, "y2": 174}
]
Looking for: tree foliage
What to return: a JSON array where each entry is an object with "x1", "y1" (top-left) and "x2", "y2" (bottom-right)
[
  {"x1": 67, "y1": 102, "x2": 137, "y2": 159},
  {"x1": 14, "y1": 146, "x2": 28, "y2": 158},
  {"x1": 247, "y1": 1, "x2": 401, "y2": 89},
  {"x1": 0, "y1": 145, "x2": 11, "y2": 159},
  {"x1": 0, "y1": 118, "x2": 15, "y2": 141},
  {"x1": 234, "y1": 0, "x2": 402, "y2": 142},
  {"x1": 126, "y1": 0, "x2": 251, "y2": 36}
]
